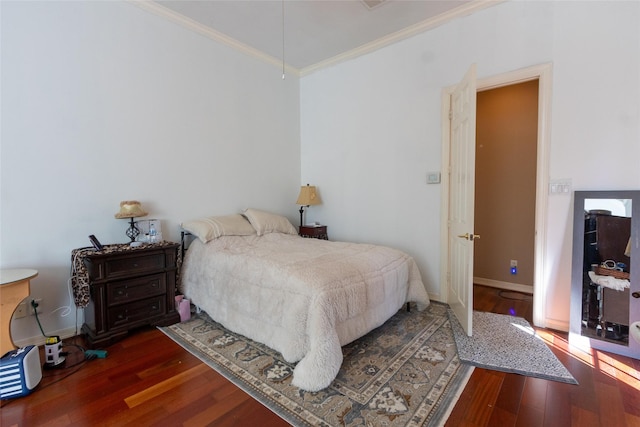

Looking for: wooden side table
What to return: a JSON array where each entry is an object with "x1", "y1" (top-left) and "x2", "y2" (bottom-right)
[
  {"x1": 299, "y1": 225, "x2": 328, "y2": 240},
  {"x1": 0, "y1": 269, "x2": 38, "y2": 356},
  {"x1": 75, "y1": 243, "x2": 180, "y2": 347}
]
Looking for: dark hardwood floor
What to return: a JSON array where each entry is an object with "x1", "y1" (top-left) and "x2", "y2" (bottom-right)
[{"x1": 2, "y1": 285, "x2": 639, "y2": 426}]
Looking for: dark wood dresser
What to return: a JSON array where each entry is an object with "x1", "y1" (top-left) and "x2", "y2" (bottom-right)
[
  {"x1": 80, "y1": 243, "x2": 180, "y2": 347},
  {"x1": 299, "y1": 225, "x2": 328, "y2": 240}
]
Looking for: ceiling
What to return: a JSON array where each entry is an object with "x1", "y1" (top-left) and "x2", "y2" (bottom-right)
[{"x1": 149, "y1": 0, "x2": 485, "y2": 74}]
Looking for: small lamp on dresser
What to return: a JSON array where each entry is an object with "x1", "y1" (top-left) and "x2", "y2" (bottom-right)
[
  {"x1": 296, "y1": 184, "x2": 321, "y2": 228},
  {"x1": 114, "y1": 200, "x2": 148, "y2": 242}
]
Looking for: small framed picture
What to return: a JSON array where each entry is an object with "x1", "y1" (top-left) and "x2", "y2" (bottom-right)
[{"x1": 137, "y1": 219, "x2": 162, "y2": 242}]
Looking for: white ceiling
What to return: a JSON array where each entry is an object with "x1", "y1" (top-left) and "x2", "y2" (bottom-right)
[{"x1": 151, "y1": 0, "x2": 483, "y2": 73}]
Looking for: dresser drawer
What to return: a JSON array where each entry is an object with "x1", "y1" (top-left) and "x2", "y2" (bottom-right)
[
  {"x1": 107, "y1": 273, "x2": 166, "y2": 306},
  {"x1": 104, "y1": 253, "x2": 165, "y2": 279},
  {"x1": 107, "y1": 296, "x2": 166, "y2": 329},
  {"x1": 299, "y1": 225, "x2": 328, "y2": 239}
]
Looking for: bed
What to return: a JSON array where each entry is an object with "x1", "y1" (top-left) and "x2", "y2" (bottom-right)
[{"x1": 179, "y1": 208, "x2": 430, "y2": 391}]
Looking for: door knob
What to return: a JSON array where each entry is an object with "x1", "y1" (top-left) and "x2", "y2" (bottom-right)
[{"x1": 457, "y1": 233, "x2": 481, "y2": 241}]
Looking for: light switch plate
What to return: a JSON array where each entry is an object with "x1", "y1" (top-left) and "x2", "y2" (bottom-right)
[
  {"x1": 427, "y1": 172, "x2": 441, "y2": 184},
  {"x1": 549, "y1": 179, "x2": 572, "y2": 195}
]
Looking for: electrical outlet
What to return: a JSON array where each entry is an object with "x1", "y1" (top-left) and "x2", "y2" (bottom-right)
[
  {"x1": 14, "y1": 302, "x2": 28, "y2": 319},
  {"x1": 510, "y1": 260, "x2": 518, "y2": 267},
  {"x1": 30, "y1": 299, "x2": 43, "y2": 315}
]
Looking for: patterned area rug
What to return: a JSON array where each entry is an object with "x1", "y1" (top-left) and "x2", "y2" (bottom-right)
[
  {"x1": 159, "y1": 302, "x2": 474, "y2": 426},
  {"x1": 449, "y1": 310, "x2": 578, "y2": 384}
]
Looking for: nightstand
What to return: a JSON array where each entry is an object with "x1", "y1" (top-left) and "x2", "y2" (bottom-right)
[
  {"x1": 299, "y1": 225, "x2": 328, "y2": 240},
  {"x1": 74, "y1": 242, "x2": 180, "y2": 347}
]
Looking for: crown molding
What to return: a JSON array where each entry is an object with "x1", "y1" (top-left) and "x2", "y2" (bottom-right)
[
  {"x1": 300, "y1": 0, "x2": 505, "y2": 76},
  {"x1": 128, "y1": 0, "x2": 300, "y2": 78},
  {"x1": 129, "y1": 0, "x2": 503, "y2": 79}
]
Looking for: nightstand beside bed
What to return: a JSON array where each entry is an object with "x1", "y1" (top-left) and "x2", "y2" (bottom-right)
[
  {"x1": 299, "y1": 225, "x2": 328, "y2": 240},
  {"x1": 71, "y1": 242, "x2": 180, "y2": 348}
]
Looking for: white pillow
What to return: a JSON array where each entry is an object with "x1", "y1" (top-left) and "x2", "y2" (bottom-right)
[
  {"x1": 243, "y1": 208, "x2": 297, "y2": 236},
  {"x1": 181, "y1": 214, "x2": 256, "y2": 243}
]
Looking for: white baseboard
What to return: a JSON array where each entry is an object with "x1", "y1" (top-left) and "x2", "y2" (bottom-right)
[
  {"x1": 543, "y1": 318, "x2": 569, "y2": 333},
  {"x1": 428, "y1": 292, "x2": 443, "y2": 303},
  {"x1": 474, "y1": 277, "x2": 533, "y2": 295},
  {"x1": 428, "y1": 278, "x2": 533, "y2": 305},
  {"x1": 14, "y1": 326, "x2": 80, "y2": 348}
]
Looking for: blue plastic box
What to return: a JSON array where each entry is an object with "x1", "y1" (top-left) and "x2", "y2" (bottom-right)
[{"x1": 0, "y1": 345, "x2": 42, "y2": 399}]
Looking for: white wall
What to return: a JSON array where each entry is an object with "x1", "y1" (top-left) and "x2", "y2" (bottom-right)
[
  {"x1": 300, "y1": 0, "x2": 640, "y2": 329},
  {"x1": 1, "y1": 1, "x2": 300, "y2": 343}
]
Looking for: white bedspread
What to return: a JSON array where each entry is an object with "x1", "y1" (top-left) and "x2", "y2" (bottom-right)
[{"x1": 181, "y1": 233, "x2": 430, "y2": 391}]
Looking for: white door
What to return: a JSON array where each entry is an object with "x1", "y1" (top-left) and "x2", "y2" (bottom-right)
[{"x1": 448, "y1": 64, "x2": 478, "y2": 336}]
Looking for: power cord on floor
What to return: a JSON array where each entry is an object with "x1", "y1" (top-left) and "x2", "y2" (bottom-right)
[
  {"x1": 32, "y1": 300, "x2": 47, "y2": 337},
  {"x1": 30, "y1": 300, "x2": 102, "y2": 368},
  {"x1": 0, "y1": 343, "x2": 95, "y2": 408}
]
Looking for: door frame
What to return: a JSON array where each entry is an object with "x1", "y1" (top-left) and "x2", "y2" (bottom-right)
[{"x1": 440, "y1": 62, "x2": 553, "y2": 328}]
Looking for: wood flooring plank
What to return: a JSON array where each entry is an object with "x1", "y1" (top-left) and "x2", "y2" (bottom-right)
[
  {"x1": 514, "y1": 404, "x2": 544, "y2": 427},
  {"x1": 494, "y1": 370, "x2": 526, "y2": 415},
  {"x1": 570, "y1": 406, "x2": 601, "y2": 427},
  {"x1": 625, "y1": 413, "x2": 640, "y2": 427},
  {"x1": 520, "y1": 377, "x2": 547, "y2": 414},
  {"x1": 119, "y1": 381, "x2": 236, "y2": 427},
  {"x1": 569, "y1": 370, "x2": 598, "y2": 414},
  {"x1": 182, "y1": 385, "x2": 251, "y2": 427},
  {"x1": 620, "y1": 380, "x2": 640, "y2": 418},
  {"x1": 137, "y1": 358, "x2": 199, "y2": 380},
  {"x1": 169, "y1": 383, "x2": 229, "y2": 424},
  {"x1": 162, "y1": 372, "x2": 229, "y2": 416},
  {"x1": 67, "y1": 396, "x2": 131, "y2": 426},
  {"x1": 39, "y1": 415, "x2": 74, "y2": 427},
  {"x1": 487, "y1": 405, "x2": 518, "y2": 426},
  {"x1": 124, "y1": 364, "x2": 210, "y2": 408},
  {"x1": 446, "y1": 367, "x2": 501, "y2": 426},
  {"x1": 213, "y1": 397, "x2": 287, "y2": 427},
  {"x1": 595, "y1": 382, "x2": 628, "y2": 427},
  {"x1": 460, "y1": 369, "x2": 504, "y2": 426},
  {"x1": 445, "y1": 370, "x2": 478, "y2": 426},
  {"x1": 104, "y1": 400, "x2": 172, "y2": 427},
  {"x1": 543, "y1": 381, "x2": 572, "y2": 427}
]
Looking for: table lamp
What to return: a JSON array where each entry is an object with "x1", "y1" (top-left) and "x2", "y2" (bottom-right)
[
  {"x1": 296, "y1": 184, "x2": 321, "y2": 228},
  {"x1": 115, "y1": 200, "x2": 147, "y2": 242}
]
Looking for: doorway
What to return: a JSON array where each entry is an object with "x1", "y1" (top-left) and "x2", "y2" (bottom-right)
[
  {"x1": 440, "y1": 63, "x2": 552, "y2": 328},
  {"x1": 474, "y1": 80, "x2": 538, "y2": 301}
]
